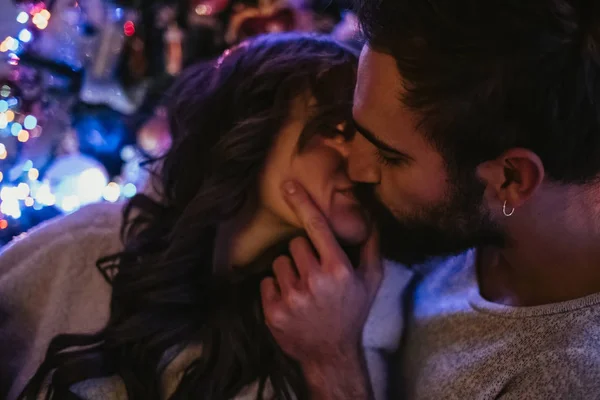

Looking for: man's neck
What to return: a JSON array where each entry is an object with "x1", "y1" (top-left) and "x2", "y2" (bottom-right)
[{"x1": 477, "y1": 241, "x2": 600, "y2": 307}]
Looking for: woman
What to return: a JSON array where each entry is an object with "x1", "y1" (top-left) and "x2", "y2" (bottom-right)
[{"x1": 1, "y1": 33, "x2": 409, "y2": 400}]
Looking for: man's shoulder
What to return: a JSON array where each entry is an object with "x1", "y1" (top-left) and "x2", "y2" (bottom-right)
[{"x1": 498, "y1": 347, "x2": 600, "y2": 399}]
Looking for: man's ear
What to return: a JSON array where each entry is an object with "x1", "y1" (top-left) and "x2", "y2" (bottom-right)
[{"x1": 476, "y1": 148, "x2": 545, "y2": 209}]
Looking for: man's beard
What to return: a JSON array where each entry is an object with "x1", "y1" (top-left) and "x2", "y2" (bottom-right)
[{"x1": 354, "y1": 172, "x2": 506, "y2": 266}]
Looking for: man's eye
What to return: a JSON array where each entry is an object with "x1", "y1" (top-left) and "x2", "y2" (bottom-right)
[{"x1": 375, "y1": 148, "x2": 406, "y2": 166}]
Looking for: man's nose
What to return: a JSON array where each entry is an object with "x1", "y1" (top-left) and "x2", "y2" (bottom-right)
[{"x1": 347, "y1": 134, "x2": 380, "y2": 184}]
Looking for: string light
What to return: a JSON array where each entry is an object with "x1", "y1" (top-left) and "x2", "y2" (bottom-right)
[
  {"x1": 17, "y1": 183, "x2": 30, "y2": 199},
  {"x1": 28, "y1": 168, "x2": 39, "y2": 181},
  {"x1": 18, "y1": 29, "x2": 32, "y2": 43},
  {"x1": 196, "y1": 5, "x2": 212, "y2": 15},
  {"x1": 35, "y1": 18, "x2": 48, "y2": 30},
  {"x1": 39, "y1": 9, "x2": 51, "y2": 21},
  {"x1": 17, "y1": 130, "x2": 29, "y2": 142},
  {"x1": 0, "y1": 2, "x2": 147, "y2": 229},
  {"x1": 8, "y1": 38, "x2": 19, "y2": 52},
  {"x1": 23, "y1": 115, "x2": 37, "y2": 129},
  {"x1": 16, "y1": 12, "x2": 29, "y2": 24},
  {"x1": 102, "y1": 182, "x2": 121, "y2": 202},
  {"x1": 122, "y1": 183, "x2": 137, "y2": 198},
  {"x1": 11, "y1": 123, "x2": 23, "y2": 136}
]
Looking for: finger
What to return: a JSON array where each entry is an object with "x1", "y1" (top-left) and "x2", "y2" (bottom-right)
[
  {"x1": 260, "y1": 277, "x2": 284, "y2": 329},
  {"x1": 272, "y1": 255, "x2": 299, "y2": 295},
  {"x1": 358, "y1": 228, "x2": 383, "y2": 295},
  {"x1": 289, "y1": 236, "x2": 318, "y2": 280},
  {"x1": 282, "y1": 181, "x2": 350, "y2": 266},
  {"x1": 260, "y1": 277, "x2": 280, "y2": 308}
]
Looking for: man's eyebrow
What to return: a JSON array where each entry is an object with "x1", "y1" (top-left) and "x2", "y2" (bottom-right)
[{"x1": 352, "y1": 118, "x2": 413, "y2": 160}]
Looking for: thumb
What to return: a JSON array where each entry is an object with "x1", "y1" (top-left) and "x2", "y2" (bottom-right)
[{"x1": 358, "y1": 227, "x2": 383, "y2": 296}]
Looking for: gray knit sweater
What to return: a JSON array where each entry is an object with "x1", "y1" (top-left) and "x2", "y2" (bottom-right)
[{"x1": 0, "y1": 202, "x2": 412, "y2": 400}]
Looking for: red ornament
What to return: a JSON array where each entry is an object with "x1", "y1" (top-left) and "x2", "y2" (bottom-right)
[{"x1": 124, "y1": 20, "x2": 135, "y2": 36}]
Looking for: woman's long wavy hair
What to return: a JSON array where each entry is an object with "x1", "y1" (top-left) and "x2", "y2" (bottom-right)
[{"x1": 20, "y1": 33, "x2": 358, "y2": 400}]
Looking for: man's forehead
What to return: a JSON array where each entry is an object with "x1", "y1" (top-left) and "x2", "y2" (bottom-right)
[
  {"x1": 354, "y1": 46, "x2": 403, "y2": 116},
  {"x1": 353, "y1": 46, "x2": 432, "y2": 154}
]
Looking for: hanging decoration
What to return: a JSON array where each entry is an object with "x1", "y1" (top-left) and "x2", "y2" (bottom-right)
[
  {"x1": 0, "y1": 0, "x2": 147, "y2": 245},
  {"x1": 0, "y1": 0, "x2": 359, "y2": 245}
]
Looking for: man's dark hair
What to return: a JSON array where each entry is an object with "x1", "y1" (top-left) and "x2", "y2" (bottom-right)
[{"x1": 356, "y1": 0, "x2": 600, "y2": 183}]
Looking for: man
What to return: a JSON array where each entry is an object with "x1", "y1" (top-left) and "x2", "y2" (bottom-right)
[{"x1": 261, "y1": 0, "x2": 600, "y2": 398}]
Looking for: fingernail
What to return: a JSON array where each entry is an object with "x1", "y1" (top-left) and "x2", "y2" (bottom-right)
[{"x1": 283, "y1": 181, "x2": 296, "y2": 194}]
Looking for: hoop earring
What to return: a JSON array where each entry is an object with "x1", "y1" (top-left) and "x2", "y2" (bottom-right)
[{"x1": 503, "y1": 200, "x2": 515, "y2": 217}]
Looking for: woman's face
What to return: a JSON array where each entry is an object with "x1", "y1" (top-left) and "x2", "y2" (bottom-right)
[{"x1": 259, "y1": 95, "x2": 369, "y2": 246}]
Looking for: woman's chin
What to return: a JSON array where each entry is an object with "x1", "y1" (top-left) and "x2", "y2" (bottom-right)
[{"x1": 332, "y1": 220, "x2": 370, "y2": 246}]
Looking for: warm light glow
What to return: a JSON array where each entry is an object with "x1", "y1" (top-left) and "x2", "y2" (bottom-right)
[
  {"x1": 60, "y1": 195, "x2": 80, "y2": 213},
  {"x1": 33, "y1": 14, "x2": 49, "y2": 30},
  {"x1": 5, "y1": 110, "x2": 14, "y2": 122},
  {"x1": 17, "y1": 183, "x2": 30, "y2": 199},
  {"x1": 102, "y1": 182, "x2": 121, "y2": 202},
  {"x1": 195, "y1": 4, "x2": 212, "y2": 15},
  {"x1": 0, "y1": 150, "x2": 7, "y2": 160},
  {"x1": 18, "y1": 130, "x2": 30, "y2": 142},
  {"x1": 0, "y1": 220, "x2": 8, "y2": 230},
  {"x1": 24, "y1": 196, "x2": 34, "y2": 207},
  {"x1": 0, "y1": 172, "x2": 3, "y2": 182},
  {"x1": 39, "y1": 10, "x2": 51, "y2": 20},
  {"x1": 36, "y1": 19, "x2": 49, "y2": 30},
  {"x1": 1, "y1": 37, "x2": 16, "y2": 53},
  {"x1": 28, "y1": 168, "x2": 39, "y2": 180}
]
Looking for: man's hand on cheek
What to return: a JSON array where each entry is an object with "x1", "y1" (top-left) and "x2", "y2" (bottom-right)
[{"x1": 260, "y1": 181, "x2": 382, "y2": 400}]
